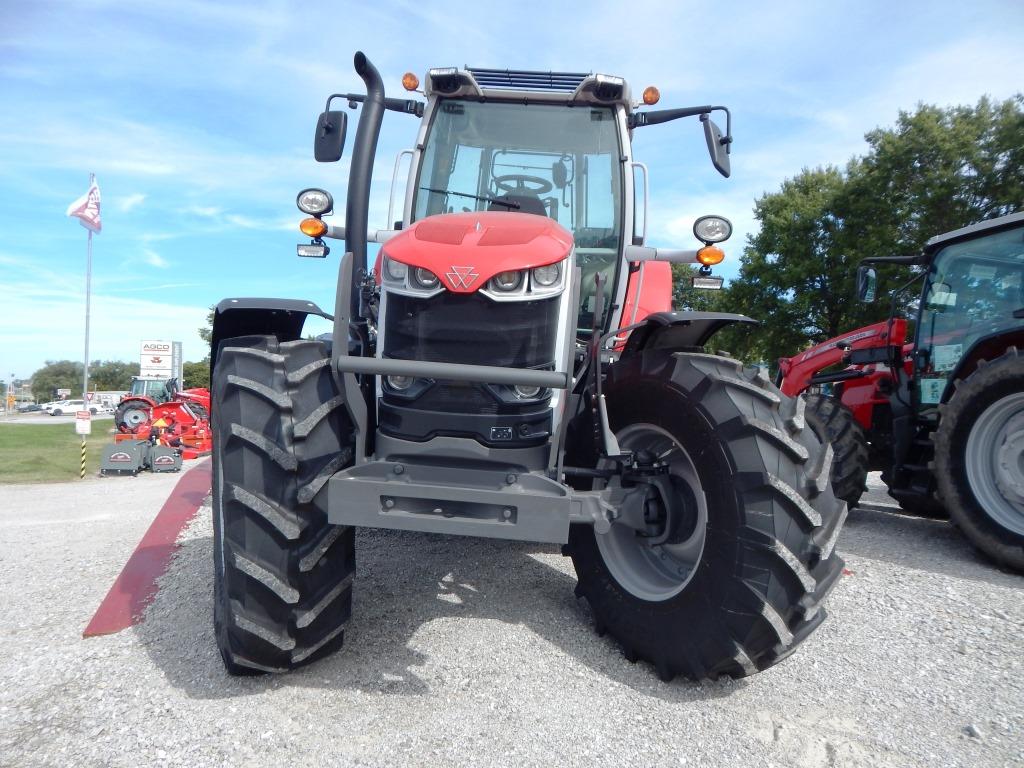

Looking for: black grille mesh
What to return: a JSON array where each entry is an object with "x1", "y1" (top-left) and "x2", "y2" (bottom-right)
[{"x1": 383, "y1": 292, "x2": 559, "y2": 367}]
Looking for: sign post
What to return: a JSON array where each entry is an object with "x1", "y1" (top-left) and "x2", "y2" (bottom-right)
[{"x1": 75, "y1": 411, "x2": 92, "y2": 479}]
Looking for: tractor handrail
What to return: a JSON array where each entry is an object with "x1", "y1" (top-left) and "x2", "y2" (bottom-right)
[{"x1": 335, "y1": 356, "x2": 569, "y2": 389}]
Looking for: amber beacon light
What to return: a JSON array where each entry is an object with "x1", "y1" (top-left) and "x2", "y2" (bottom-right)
[{"x1": 299, "y1": 217, "x2": 327, "y2": 238}]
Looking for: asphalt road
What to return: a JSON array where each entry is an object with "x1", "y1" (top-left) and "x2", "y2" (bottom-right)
[
  {"x1": 2, "y1": 412, "x2": 114, "y2": 426},
  {"x1": 0, "y1": 470, "x2": 1020, "y2": 767}
]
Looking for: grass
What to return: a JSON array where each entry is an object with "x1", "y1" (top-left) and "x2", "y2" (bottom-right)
[{"x1": 0, "y1": 420, "x2": 113, "y2": 483}]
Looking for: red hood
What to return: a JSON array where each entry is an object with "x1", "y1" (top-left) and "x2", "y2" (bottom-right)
[{"x1": 381, "y1": 211, "x2": 573, "y2": 293}]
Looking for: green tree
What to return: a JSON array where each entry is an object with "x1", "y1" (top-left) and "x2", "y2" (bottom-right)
[
  {"x1": 721, "y1": 95, "x2": 1024, "y2": 370},
  {"x1": 199, "y1": 306, "x2": 214, "y2": 348},
  {"x1": 671, "y1": 263, "x2": 724, "y2": 312},
  {"x1": 88, "y1": 360, "x2": 140, "y2": 391},
  {"x1": 30, "y1": 360, "x2": 85, "y2": 401},
  {"x1": 182, "y1": 359, "x2": 210, "y2": 389}
]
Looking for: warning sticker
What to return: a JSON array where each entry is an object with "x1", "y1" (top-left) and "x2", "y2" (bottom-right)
[
  {"x1": 919, "y1": 378, "x2": 946, "y2": 405},
  {"x1": 932, "y1": 344, "x2": 962, "y2": 372}
]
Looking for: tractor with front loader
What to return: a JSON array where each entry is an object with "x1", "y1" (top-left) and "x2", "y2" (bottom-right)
[
  {"x1": 778, "y1": 211, "x2": 1024, "y2": 571},
  {"x1": 209, "y1": 53, "x2": 846, "y2": 680}
]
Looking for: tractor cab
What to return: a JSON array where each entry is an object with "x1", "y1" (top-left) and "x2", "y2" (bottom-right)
[
  {"x1": 410, "y1": 93, "x2": 627, "y2": 326},
  {"x1": 127, "y1": 377, "x2": 172, "y2": 403},
  {"x1": 914, "y1": 220, "x2": 1024, "y2": 405},
  {"x1": 393, "y1": 68, "x2": 735, "y2": 335}
]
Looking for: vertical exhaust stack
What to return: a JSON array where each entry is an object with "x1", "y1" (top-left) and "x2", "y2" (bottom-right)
[{"x1": 345, "y1": 51, "x2": 386, "y2": 326}]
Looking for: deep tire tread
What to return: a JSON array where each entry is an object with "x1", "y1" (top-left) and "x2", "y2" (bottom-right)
[
  {"x1": 213, "y1": 335, "x2": 355, "y2": 675},
  {"x1": 934, "y1": 348, "x2": 1024, "y2": 571},
  {"x1": 803, "y1": 394, "x2": 869, "y2": 508},
  {"x1": 564, "y1": 352, "x2": 846, "y2": 682}
]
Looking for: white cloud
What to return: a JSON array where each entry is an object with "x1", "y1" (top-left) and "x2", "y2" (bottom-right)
[
  {"x1": 142, "y1": 249, "x2": 168, "y2": 268},
  {"x1": 0, "y1": 278, "x2": 209, "y2": 376},
  {"x1": 116, "y1": 193, "x2": 146, "y2": 212}
]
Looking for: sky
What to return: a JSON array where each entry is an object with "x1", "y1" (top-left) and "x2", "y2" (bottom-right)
[{"x1": 1, "y1": 0, "x2": 1023, "y2": 380}]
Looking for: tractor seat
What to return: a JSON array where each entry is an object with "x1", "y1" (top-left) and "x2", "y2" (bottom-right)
[{"x1": 488, "y1": 194, "x2": 548, "y2": 217}]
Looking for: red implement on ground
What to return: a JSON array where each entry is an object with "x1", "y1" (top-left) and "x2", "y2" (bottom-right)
[{"x1": 114, "y1": 377, "x2": 212, "y2": 459}]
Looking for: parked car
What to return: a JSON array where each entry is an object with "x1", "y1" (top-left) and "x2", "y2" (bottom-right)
[
  {"x1": 46, "y1": 400, "x2": 99, "y2": 416},
  {"x1": 15, "y1": 403, "x2": 43, "y2": 413}
]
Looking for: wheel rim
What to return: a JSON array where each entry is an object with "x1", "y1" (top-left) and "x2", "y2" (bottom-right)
[
  {"x1": 597, "y1": 424, "x2": 708, "y2": 602},
  {"x1": 124, "y1": 408, "x2": 149, "y2": 429},
  {"x1": 965, "y1": 392, "x2": 1024, "y2": 536}
]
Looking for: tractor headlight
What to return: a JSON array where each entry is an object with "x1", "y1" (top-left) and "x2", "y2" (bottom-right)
[
  {"x1": 513, "y1": 384, "x2": 542, "y2": 399},
  {"x1": 386, "y1": 375, "x2": 413, "y2": 391},
  {"x1": 491, "y1": 270, "x2": 523, "y2": 292},
  {"x1": 531, "y1": 263, "x2": 561, "y2": 287},
  {"x1": 411, "y1": 267, "x2": 439, "y2": 289},
  {"x1": 693, "y1": 215, "x2": 732, "y2": 244},
  {"x1": 383, "y1": 256, "x2": 407, "y2": 282},
  {"x1": 296, "y1": 188, "x2": 334, "y2": 216}
]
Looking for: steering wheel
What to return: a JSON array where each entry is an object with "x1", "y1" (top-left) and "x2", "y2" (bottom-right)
[{"x1": 493, "y1": 174, "x2": 553, "y2": 195}]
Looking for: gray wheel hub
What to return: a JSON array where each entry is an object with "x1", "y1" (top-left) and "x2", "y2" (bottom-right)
[
  {"x1": 597, "y1": 424, "x2": 708, "y2": 602},
  {"x1": 124, "y1": 408, "x2": 149, "y2": 428},
  {"x1": 965, "y1": 392, "x2": 1024, "y2": 536}
]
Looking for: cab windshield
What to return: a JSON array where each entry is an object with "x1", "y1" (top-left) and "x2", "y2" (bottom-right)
[
  {"x1": 130, "y1": 379, "x2": 168, "y2": 400},
  {"x1": 412, "y1": 99, "x2": 624, "y2": 325},
  {"x1": 916, "y1": 223, "x2": 1024, "y2": 404}
]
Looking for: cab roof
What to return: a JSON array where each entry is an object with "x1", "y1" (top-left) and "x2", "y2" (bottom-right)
[
  {"x1": 924, "y1": 210, "x2": 1024, "y2": 254},
  {"x1": 424, "y1": 67, "x2": 634, "y2": 110}
]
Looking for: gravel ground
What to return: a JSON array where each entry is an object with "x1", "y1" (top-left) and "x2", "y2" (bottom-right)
[{"x1": 1, "y1": 469, "x2": 1021, "y2": 767}]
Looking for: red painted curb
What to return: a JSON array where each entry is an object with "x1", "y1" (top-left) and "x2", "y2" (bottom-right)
[{"x1": 83, "y1": 459, "x2": 212, "y2": 637}]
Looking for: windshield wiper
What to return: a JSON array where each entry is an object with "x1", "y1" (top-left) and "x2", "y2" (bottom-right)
[{"x1": 419, "y1": 186, "x2": 520, "y2": 210}]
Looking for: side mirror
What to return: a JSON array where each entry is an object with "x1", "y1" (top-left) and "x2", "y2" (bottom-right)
[
  {"x1": 552, "y1": 160, "x2": 568, "y2": 189},
  {"x1": 856, "y1": 265, "x2": 877, "y2": 303},
  {"x1": 314, "y1": 110, "x2": 348, "y2": 163},
  {"x1": 702, "y1": 115, "x2": 731, "y2": 178}
]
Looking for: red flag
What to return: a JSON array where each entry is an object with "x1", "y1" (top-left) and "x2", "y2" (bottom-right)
[{"x1": 66, "y1": 176, "x2": 102, "y2": 233}]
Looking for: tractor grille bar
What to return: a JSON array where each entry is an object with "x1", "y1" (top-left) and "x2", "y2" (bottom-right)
[{"x1": 467, "y1": 68, "x2": 590, "y2": 92}]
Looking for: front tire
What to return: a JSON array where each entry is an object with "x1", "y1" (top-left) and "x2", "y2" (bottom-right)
[
  {"x1": 565, "y1": 353, "x2": 847, "y2": 681},
  {"x1": 804, "y1": 393, "x2": 869, "y2": 509},
  {"x1": 935, "y1": 349, "x2": 1024, "y2": 571},
  {"x1": 212, "y1": 335, "x2": 356, "y2": 674}
]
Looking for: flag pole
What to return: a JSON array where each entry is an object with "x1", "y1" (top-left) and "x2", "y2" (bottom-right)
[{"x1": 82, "y1": 172, "x2": 94, "y2": 400}]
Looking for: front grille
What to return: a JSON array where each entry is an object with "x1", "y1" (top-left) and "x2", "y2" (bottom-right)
[
  {"x1": 416, "y1": 382, "x2": 498, "y2": 415},
  {"x1": 383, "y1": 292, "x2": 559, "y2": 367},
  {"x1": 380, "y1": 290, "x2": 560, "y2": 443}
]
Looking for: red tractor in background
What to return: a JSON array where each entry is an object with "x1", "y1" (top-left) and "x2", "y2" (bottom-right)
[
  {"x1": 114, "y1": 376, "x2": 213, "y2": 459},
  {"x1": 115, "y1": 376, "x2": 210, "y2": 431},
  {"x1": 778, "y1": 211, "x2": 1024, "y2": 571}
]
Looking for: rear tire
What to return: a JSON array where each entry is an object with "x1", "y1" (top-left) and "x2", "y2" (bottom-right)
[
  {"x1": 565, "y1": 352, "x2": 847, "y2": 681},
  {"x1": 884, "y1": 487, "x2": 947, "y2": 519},
  {"x1": 115, "y1": 401, "x2": 151, "y2": 433},
  {"x1": 804, "y1": 393, "x2": 869, "y2": 509},
  {"x1": 212, "y1": 335, "x2": 356, "y2": 674},
  {"x1": 934, "y1": 349, "x2": 1024, "y2": 572}
]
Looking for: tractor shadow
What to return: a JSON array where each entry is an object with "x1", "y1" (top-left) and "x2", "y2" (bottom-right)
[
  {"x1": 839, "y1": 503, "x2": 1022, "y2": 587},
  {"x1": 134, "y1": 524, "x2": 744, "y2": 703}
]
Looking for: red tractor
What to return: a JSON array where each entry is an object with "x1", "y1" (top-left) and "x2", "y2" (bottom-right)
[
  {"x1": 115, "y1": 376, "x2": 210, "y2": 433},
  {"x1": 208, "y1": 53, "x2": 846, "y2": 679},
  {"x1": 778, "y1": 211, "x2": 1024, "y2": 571},
  {"x1": 114, "y1": 376, "x2": 213, "y2": 458}
]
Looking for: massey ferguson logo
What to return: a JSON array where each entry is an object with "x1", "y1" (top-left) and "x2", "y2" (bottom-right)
[
  {"x1": 446, "y1": 265, "x2": 479, "y2": 289},
  {"x1": 154, "y1": 455, "x2": 175, "y2": 465},
  {"x1": 109, "y1": 452, "x2": 132, "y2": 463},
  {"x1": 149, "y1": 357, "x2": 163, "y2": 364}
]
